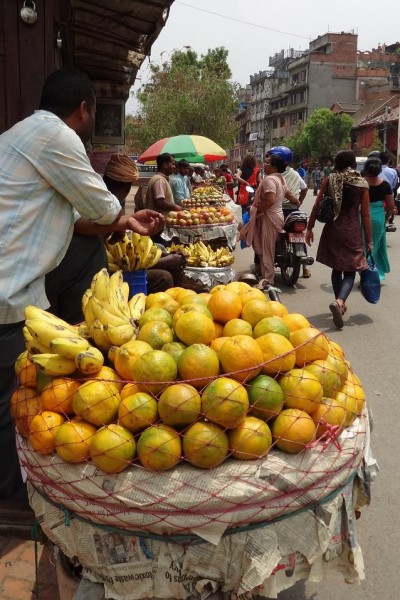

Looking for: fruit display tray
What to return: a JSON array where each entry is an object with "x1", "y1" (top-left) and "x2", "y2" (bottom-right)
[{"x1": 162, "y1": 222, "x2": 238, "y2": 250}]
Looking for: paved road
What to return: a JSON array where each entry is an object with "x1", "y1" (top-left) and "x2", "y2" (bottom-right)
[{"x1": 234, "y1": 190, "x2": 399, "y2": 600}]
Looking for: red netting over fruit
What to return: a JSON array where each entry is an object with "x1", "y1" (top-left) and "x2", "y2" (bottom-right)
[{"x1": 14, "y1": 326, "x2": 368, "y2": 542}]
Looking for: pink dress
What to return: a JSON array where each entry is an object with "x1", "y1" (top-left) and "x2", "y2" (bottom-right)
[{"x1": 240, "y1": 174, "x2": 286, "y2": 283}]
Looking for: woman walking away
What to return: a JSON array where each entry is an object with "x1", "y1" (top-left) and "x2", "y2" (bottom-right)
[
  {"x1": 363, "y1": 157, "x2": 394, "y2": 281},
  {"x1": 306, "y1": 150, "x2": 372, "y2": 329},
  {"x1": 239, "y1": 154, "x2": 286, "y2": 285}
]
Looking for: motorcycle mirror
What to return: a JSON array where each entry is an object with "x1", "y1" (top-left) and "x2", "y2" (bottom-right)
[{"x1": 246, "y1": 186, "x2": 254, "y2": 193}]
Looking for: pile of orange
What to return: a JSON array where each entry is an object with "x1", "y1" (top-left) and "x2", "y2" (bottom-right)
[{"x1": 13, "y1": 281, "x2": 366, "y2": 473}]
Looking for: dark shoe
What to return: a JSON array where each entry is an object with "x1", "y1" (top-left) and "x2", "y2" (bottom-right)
[
  {"x1": 386, "y1": 224, "x2": 396, "y2": 232},
  {"x1": 329, "y1": 301, "x2": 344, "y2": 329}
]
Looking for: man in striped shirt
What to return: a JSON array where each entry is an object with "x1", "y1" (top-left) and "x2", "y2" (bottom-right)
[{"x1": 0, "y1": 70, "x2": 164, "y2": 502}]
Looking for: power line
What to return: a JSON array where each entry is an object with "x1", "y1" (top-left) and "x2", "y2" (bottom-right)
[{"x1": 175, "y1": 1, "x2": 310, "y2": 40}]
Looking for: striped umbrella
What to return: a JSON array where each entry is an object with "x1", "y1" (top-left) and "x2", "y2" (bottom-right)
[{"x1": 138, "y1": 135, "x2": 227, "y2": 164}]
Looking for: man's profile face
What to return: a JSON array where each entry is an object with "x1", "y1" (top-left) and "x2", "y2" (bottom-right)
[
  {"x1": 78, "y1": 99, "x2": 96, "y2": 143},
  {"x1": 163, "y1": 159, "x2": 175, "y2": 176}
]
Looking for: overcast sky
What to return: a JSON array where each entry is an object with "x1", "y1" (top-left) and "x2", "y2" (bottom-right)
[{"x1": 126, "y1": 0, "x2": 400, "y2": 114}]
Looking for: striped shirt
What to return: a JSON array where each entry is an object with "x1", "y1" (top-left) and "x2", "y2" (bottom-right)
[{"x1": 0, "y1": 110, "x2": 121, "y2": 323}]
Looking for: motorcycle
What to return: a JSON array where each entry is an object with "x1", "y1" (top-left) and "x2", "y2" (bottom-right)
[{"x1": 239, "y1": 210, "x2": 314, "y2": 289}]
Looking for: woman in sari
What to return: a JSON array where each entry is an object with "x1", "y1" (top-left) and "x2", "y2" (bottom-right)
[
  {"x1": 240, "y1": 154, "x2": 287, "y2": 284},
  {"x1": 363, "y1": 157, "x2": 394, "y2": 281},
  {"x1": 306, "y1": 150, "x2": 372, "y2": 329}
]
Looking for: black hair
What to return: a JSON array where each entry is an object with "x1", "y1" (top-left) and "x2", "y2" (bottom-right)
[
  {"x1": 269, "y1": 154, "x2": 286, "y2": 173},
  {"x1": 177, "y1": 159, "x2": 189, "y2": 168},
  {"x1": 364, "y1": 157, "x2": 382, "y2": 177},
  {"x1": 157, "y1": 153, "x2": 174, "y2": 170},
  {"x1": 379, "y1": 151, "x2": 390, "y2": 165},
  {"x1": 39, "y1": 70, "x2": 96, "y2": 117},
  {"x1": 334, "y1": 150, "x2": 356, "y2": 171}
]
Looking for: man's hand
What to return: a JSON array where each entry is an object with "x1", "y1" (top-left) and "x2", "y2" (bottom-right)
[
  {"x1": 157, "y1": 253, "x2": 186, "y2": 270},
  {"x1": 126, "y1": 210, "x2": 165, "y2": 236},
  {"x1": 305, "y1": 229, "x2": 314, "y2": 246}
]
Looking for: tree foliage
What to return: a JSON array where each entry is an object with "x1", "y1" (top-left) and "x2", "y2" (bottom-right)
[
  {"x1": 282, "y1": 108, "x2": 353, "y2": 161},
  {"x1": 134, "y1": 47, "x2": 239, "y2": 151}
]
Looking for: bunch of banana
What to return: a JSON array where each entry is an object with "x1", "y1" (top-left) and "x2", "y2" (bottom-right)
[
  {"x1": 106, "y1": 233, "x2": 162, "y2": 272},
  {"x1": 23, "y1": 305, "x2": 104, "y2": 376},
  {"x1": 82, "y1": 268, "x2": 146, "y2": 352},
  {"x1": 182, "y1": 241, "x2": 234, "y2": 268},
  {"x1": 167, "y1": 242, "x2": 190, "y2": 255}
]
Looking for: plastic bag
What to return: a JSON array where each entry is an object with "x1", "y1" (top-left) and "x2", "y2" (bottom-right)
[
  {"x1": 240, "y1": 211, "x2": 250, "y2": 249},
  {"x1": 360, "y1": 253, "x2": 380, "y2": 304}
]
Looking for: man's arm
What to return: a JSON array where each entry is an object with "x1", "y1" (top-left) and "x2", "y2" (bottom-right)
[
  {"x1": 74, "y1": 210, "x2": 165, "y2": 237},
  {"x1": 153, "y1": 178, "x2": 181, "y2": 212}
]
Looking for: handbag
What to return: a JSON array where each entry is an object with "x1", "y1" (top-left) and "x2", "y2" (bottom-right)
[
  {"x1": 360, "y1": 252, "x2": 380, "y2": 304},
  {"x1": 237, "y1": 184, "x2": 249, "y2": 206},
  {"x1": 316, "y1": 193, "x2": 335, "y2": 223}
]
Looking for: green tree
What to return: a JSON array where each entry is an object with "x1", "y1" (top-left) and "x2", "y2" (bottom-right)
[
  {"x1": 282, "y1": 108, "x2": 353, "y2": 161},
  {"x1": 134, "y1": 48, "x2": 239, "y2": 151}
]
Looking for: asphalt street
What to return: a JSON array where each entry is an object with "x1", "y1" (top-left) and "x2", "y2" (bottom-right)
[{"x1": 234, "y1": 190, "x2": 400, "y2": 600}]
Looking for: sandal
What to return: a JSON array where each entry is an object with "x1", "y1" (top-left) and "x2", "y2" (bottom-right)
[
  {"x1": 302, "y1": 267, "x2": 311, "y2": 278},
  {"x1": 329, "y1": 301, "x2": 344, "y2": 329}
]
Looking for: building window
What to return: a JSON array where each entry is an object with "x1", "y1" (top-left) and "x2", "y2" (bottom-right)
[
  {"x1": 273, "y1": 119, "x2": 278, "y2": 129},
  {"x1": 280, "y1": 117, "x2": 285, "y2": 127}
]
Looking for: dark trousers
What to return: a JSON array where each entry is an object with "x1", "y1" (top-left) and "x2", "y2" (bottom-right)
[
  {"x1": 0, "y1": 322, "x2": 27, "y2": 500},
  {"x1": 331, "y1": 270, "x2": 356, "y2": 301}
]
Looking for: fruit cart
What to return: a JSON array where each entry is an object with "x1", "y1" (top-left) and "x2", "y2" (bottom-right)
[{"x1": 14, "y1": 274, "x2": 377, "y2": 599}]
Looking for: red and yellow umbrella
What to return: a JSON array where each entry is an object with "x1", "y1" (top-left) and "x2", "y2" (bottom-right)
[{"x1": 138, "y1": 135, "x2": 227, "y2": 164}]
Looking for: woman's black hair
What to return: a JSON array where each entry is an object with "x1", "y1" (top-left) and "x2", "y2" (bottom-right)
[
  {"x1": 334, "y1": 150, "x2": 356, "y2": 171},
  {"x1": 269, "y1": 154, "x2": 286, "y2": 173},
  {"x1": 364, "y1": 157, "x2": 382, "y2": 177},
  {"x1": 39, "y1": 70, "x2": 96, "y2": 117}
]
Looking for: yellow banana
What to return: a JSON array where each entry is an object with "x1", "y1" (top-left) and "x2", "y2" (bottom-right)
[
  {"x1": 89, "y1": 319, "x2": 113, "y2": 352},
  {"x1": 128, "y1": 293, "x2": 146, "y2": 320},
  {"x1": 103, "y1": 322, "x2": 136, "y2": 346},
  {"x1": 121, "y1": 281, "x2": 130, "y2": 302},
  {"x1": 75, "y1": 347, "x2": 104, "y2": 375},
  {"x1": 92, "y1": 268, "x2": 111, "y2": 304},
  {"x1": 23, "y1": 326, "x2": 50, "y2": 354},
  {"x1": 77, "y1": 322, "x2": 91, "y2": 339},
  {"x1": 82, "y1": 296, "x2": 97, "y2": 328},
  {"x1": 121, "y1": 254, "x2": 131, "y2": 271},
  {"x1": 31, "y1": 353, "x2": 76, "y2": 376},
  {"x1": 90, "y1": 296, "x2": 128, "y2": 328},
  {"x1": 81, "y1": 289, "x2": 92, "y2": 312},
  {"x1": 107, "y1": 346, "x2": 118, "y2": 364},
  {"x1": 50, "y1": 336, "x2": 90, "y2": 359},
  {"x1": 131, "y1": 232, "x2": 141, "y2": 247},
  {"x1": 24, "y1": 306, "x2": 78, "y2": 334},
  {"x1": 25, "y1": 319, "x2": 81, "y2": 349},
  {"x1": 146, "y1": 246, "x2": 162, "y2": 268},
  {"x1": 137, "y1": 236, "x2": 153, "y2": 268}
]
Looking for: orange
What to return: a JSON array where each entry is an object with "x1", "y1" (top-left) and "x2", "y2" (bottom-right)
[
  {"x1": 149, "y1": 297, "x2": 179, "y2": 316},
  {"x1": 118, "y1": 392, "x2": 158, "y2": 433},
  {"x1": 10, "y1": 386, "x2": 42, "y2": 437},
  {"x1": 207, "y1": 290, "x2": 242, "y2": 324},
  {"x1": 256, "y1": 333, "x2": 296, "y2": 375},
  {"x1": 137, "y1": 321, "x2": 174, "y2": 349},
  {"x1": 241, "y1": 299, "x2": 273, "y2": 328},
  {"x1": 282, "y1": 313, "x2": 311, "y2": 333},
  {"x1": 271, "y1": 408, "x2": 316, "y2": 454},
  {"x1": 223, "y1": 318, "x2": 253, "y2": 337},
  {"x1": 247, "y1": 374, "x2": 284, "y2": 421},
  {"x1": 213, "y1": 321, "x2": 225, "y2": 338},
  {"x1": 177, "y1": 343, "x2": 220, "y2": 389},
  {"x1": 114, "y1": 340, "x2": 153, "y2": 380},
  {"x1": 132, "y1": 350, "x2": 177, "y2": 394},
  {"x1": 267, "y1": 301, "x2": 288, "y2": 317},
  {"x1": 89, "y1": 366, "x2": 124, "y2": 392},
  {"x1": 161, "y1": 341, "x2": 187, "y2": 363},
  {"x1": 174, "y1": 311, "x2": 216, "y2": 346},
  {"x1": 28, "y1": 411, "x2": 65, "y2": 454},
  {"x1": 172, "y1": 303, "x2": 213, "y2": 328},
  {"x1": 198, "y1": 293, "x2": 212, "y2": 304},
  {"x1": 279, "y1": 368, "x2": 323, "y2": 414},
  {"x1": 138, "y1": 307, "x2": 173, "y2": 328},
  {"x1": 176, "y1": 289, "x2": 197, "y2": 303},
  {"x1": 325, "y1": 354, "x2": 348, "y2": 387},
  {"x1": 145, "y1": 292, "x2": 175, "y2": 310},
  {"x1": 201, "y1": 376, "x2": 249, "y2": 429},
  {"x1": 228, "y1": 416, "x2": 272, "y2": 460},
  {"x1": 219, "y1": 335, "x2": 263, "y2": 382},
  {"x1": 253, "y1": 316, "x2": 290, "y2": 340},
  {"x1": 183, "y1": 422, "x2": 228, "y2": 468},
  {"x1": 336, "y1": 382, "x2": 364, "y2": 419},
  {"x1": 209, "y1": 284, "x2": 226, "y2": 294},
  {"x1": 210, "y1": 336, "x2": 230, "y2": 353},
  {"x1": 290, "y1": 327, "x2": 329, "y2": 366},
  {"x1": 40, "y1": 377, "x2": 80, "y2": 415},
  {"x1": 15, "y1": 351, "x2": 38, "y2": 388},
  {"x1": 225, "y1": 281, "x2": 251, "y2": 294},
  {"x1": 72, "y1": 380, "x2": 121, "y2": 426},
  {"x1": 120, "y1": 382, "x2": 143, "y2": 400},
  {"x1": 55, "y1": 420, "x2": 97, "y2": 463},
  {"x1": 179, "y1": 294, "x2": 207, "y2": 307},
  {"x1": 107, "y1": 345, "x2": 118, "y2": 364},
  {"x1": 328, "y1": 339, "x2": 345, "y2": 360},
  {"x1": 333, "y1": 391, "x2": 357, "y2": 427},
  {"x1": 312, "y1": 397, "x2": 347, "y2": 438},
  {"x1": 158, "y1": 383, "x2": 201, "y2": 427},
  {"x1": 137, "y1": 424, "x2": 182, "y2": 471},
  {"x1": 165, "y1": 286, "x2": 186, "y2": 300},
  {"x1": 238, "y1": 288, "x2": 268, "y2": 305},
  {"x1": 90, "y1": 424, "x2": 135, "y2": 473},
  {"x1": 304, "y1": 360, "x2": 343, "y2": 398}
]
